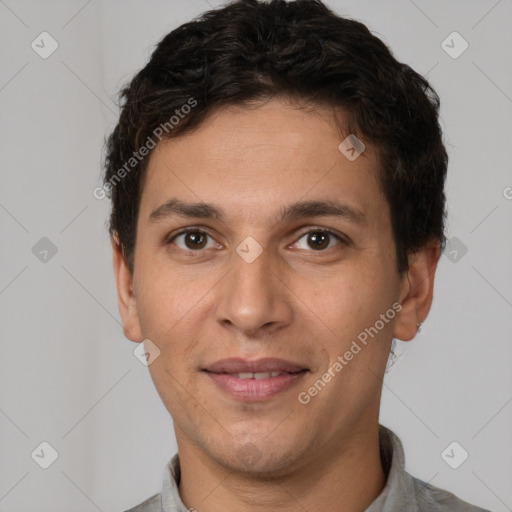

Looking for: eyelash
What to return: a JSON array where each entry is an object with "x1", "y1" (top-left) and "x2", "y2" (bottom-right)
[{"x1": 165, "y1": 226, "x2": 348, "y2": 252}]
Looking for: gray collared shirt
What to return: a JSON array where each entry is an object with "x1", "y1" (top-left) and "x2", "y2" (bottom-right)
[{"x1": 125, "y1": 425, "x2": 492, "y2": 512}]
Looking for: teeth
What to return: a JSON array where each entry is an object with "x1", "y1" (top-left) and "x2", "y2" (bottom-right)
[
  {"x1": 235, "y1": 371, "x2": 283, "y2": 379},
  {"x1": 238, "y1": 372, "x2": 255, "y2": 379},
  {"x1": 254, "y1": 372, "x2": 271, "y2": 380}
]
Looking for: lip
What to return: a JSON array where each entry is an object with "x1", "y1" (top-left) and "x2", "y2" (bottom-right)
[
  {"x1": 203, "y1": 358, "x2": 308, "y2": 402},
  {"x1": 205, "y1": 370, "x2": 308, "y2": 401},
  {"x1": 203, "y1": 357, "x2": 307, "y2": 374}
]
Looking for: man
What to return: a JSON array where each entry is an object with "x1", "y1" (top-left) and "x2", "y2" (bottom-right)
[{"x1": 104, "y1": 1, "x2": 491, "y2": 510}]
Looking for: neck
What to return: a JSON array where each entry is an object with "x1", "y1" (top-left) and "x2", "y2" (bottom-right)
[{"x1": 176, "y1": 423, "x2": 386, "y2": 512}]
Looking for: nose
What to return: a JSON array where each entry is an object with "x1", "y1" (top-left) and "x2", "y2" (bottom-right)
[{"x1": 214, "y1": 248, "x2": 293, "y2": 338}]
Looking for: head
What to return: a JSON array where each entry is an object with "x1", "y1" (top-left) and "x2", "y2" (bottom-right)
[{"x1": 105, "y1": 0, "x2": 447, "y2": 476}]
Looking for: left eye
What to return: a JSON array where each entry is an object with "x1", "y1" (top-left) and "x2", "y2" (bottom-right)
[
  {"x1": 171, "y1": 230, "x2": 218, "y2": 250},
  {"x1": 293, "y1": 230, "x2": 342, "y2": 251}
]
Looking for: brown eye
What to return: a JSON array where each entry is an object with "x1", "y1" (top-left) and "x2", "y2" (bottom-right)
[
  {"x1": 307, "y1": 232, "x2": 330, "y2": 250},
  {"x1": 293, "y1": 230, "x2": 343, "y2": 251},
  {"x1": 170, "y1": 230, "x2": 217, "y2": 251},
  {"x1": 184, "y1": 231, "x2": 207, "y2": 249}
]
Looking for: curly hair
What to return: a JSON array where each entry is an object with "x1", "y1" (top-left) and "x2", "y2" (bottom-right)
[{"x1": 103, "y1": 0, "x2": 448, "y2": 274}]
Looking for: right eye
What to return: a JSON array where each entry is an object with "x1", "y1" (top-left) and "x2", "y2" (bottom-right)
[{"x1": 168, "y1": 229, "x2": 220, "y2": 251}]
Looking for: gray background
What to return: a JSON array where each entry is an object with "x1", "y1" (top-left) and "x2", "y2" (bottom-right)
[{"x1": 0, "y1": 0, "x2": 511, "y2": 511}]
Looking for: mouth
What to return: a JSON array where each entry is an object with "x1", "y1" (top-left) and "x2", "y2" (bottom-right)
[
  {"x1": 211, "y1": 371, "x2": 299, "y2": 379},
  {"x1": 202, "y1": 358, "x2": 309, "y2": 401}
]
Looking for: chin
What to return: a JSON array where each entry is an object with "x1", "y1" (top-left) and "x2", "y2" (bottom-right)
[{"x1": 210, "y1": 440, "x2": 306, "y2": 479}]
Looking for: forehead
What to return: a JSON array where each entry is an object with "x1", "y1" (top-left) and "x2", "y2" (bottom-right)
[{"x1": 138, "y1": 100, "x2": 386, "y2": 224}]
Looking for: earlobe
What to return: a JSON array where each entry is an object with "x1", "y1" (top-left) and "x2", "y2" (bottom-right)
[
  {"x1": 393, "y1": 240, "x2": 441, "y2": 341},
  {"x1": 111, "y1": 235, "x2": 144, "y2": 343}
]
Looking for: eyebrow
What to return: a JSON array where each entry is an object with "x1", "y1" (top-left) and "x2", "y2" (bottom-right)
[{"x1": 148, "y1": 198, "x2": 366, "y2": 225}]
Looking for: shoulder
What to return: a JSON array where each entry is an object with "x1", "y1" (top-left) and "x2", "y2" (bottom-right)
[
  {"x1": 412, "y1": 476, "x2": 492, "y2": 512},
  {"x1": 123, "y1": 492, "x2": 161, "y2": 512}
]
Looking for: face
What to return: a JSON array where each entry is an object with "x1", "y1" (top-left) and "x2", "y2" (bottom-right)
[{"x1": 113, "y1": 98, "x2": 438, "y2": 476}]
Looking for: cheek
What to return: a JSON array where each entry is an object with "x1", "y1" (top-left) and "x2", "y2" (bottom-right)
[
  {"x1": 304, "y1": 274, "x2": 395, "y2": 406},
  {"x1": 134, "y1": 254, "x2": 212, "y2": 366},
  {"x1": 140, "y1": 289, "x2": 204, "y2": 422},
  {"x1": 300, "y1": 262, "x2": 390, "y2": 326},
  {"x1": 294, "y1": 259, "x2": 398, "y2": 370},
  {"x1": 134, "y1": 254, "x2": 204, "y2": 334}
]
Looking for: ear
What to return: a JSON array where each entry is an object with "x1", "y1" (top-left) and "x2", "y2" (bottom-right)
[
  {"x1": 394, "y1": 239, "x2": 441, "y2": 341},
  {"x1": 111, "y1": 234, "x2": 144, "y2": 343}
]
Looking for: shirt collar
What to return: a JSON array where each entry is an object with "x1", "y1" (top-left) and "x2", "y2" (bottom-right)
[
  {"x1": 365, "y1": 424, "x2": 418, "y2": 512},
  {"x1": 159, "y1": 424, "x2": 415, "y2": 512}
]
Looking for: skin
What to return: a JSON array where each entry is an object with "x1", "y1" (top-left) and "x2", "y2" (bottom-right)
[{"x1": 112, "y1": 98, "x2": 440, "y2": 512}]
